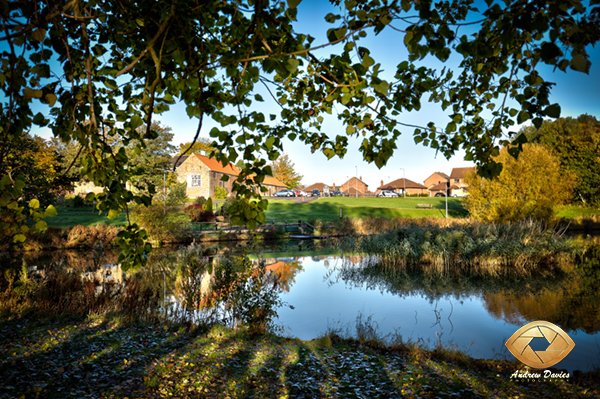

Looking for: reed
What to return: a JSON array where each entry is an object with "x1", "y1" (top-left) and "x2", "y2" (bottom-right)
[{"x1": 357, "y1": 219, "x2": 578, "y2": 275}]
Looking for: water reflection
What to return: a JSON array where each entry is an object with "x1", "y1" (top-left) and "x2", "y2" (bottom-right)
[{"x1": 275, "y1": 251, "x2": 600, "y2": 373}]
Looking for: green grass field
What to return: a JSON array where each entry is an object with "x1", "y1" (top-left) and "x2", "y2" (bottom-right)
[
  {"x1": 46, "y1": 197, "x2": 600, "y2": 228},
  {"x1": 45, "y1": 211, "x2": 128, "y2": 229},
  {"x1": 264, "y1": 197, "x2": 468, "y2": 221}
]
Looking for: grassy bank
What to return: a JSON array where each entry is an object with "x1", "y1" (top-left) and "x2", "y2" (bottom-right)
[{"x1": 1, "y1": 314, "x2": 597, "y2": 399}]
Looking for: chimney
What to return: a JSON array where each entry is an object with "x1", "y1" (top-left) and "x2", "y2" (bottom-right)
[
  {"x1": 359, "y1": 176, "x2": 362, "y2": 181},
  {"x1": 380, "y1": 180, "x2": 383, "y2": 187}
]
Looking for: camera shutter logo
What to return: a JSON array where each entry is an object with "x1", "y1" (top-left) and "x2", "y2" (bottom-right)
[{"x1": 505, "y1": 320, "x2": 575, "y2": 369}]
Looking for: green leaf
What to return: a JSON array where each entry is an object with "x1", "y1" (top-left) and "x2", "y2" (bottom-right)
[
  {"x1": 130, "y1": 115, "x2": 143, "y2": 130},
  {"x1": 45, "y1": 93, "x2": 57, "y2": 107},
  {"x1": 287, "y1": 0, "x2": 302, "y2": 8},
  {"x1": 45, "y1": 204, "x2": 58, "y2": 217},
  {"x1": 32, "y1": 28, "x2": 46, "y2": 42},
  {"x1": 255, "y1": 94, "x2": 264, "y2": 102},
  {"x1": 517, "y1": 110, "x2": 531, "y2": 124},
  {"x1": 570, "y1": 54, "x2": 589, "y2": 73},
  {"x1": 286, "y1": 58, "x2": 300, "y2": 73},
  {"x1": 35, "y1": 220, "x2": 47, "y2": 231},
  {"x1": 29, "y1": 199, "x2": 40, "y2": 209},
  {"x1": 404, "y1": 32, "x2": 413, "y2": 46},
  {"x1": 545, "y1": 104, "x2": 561, "y2": 118},
  {"x1": 108, "y1": 209, "x2": 119, "y2": 220},
  {"x1": 13, "y1": 234, "x2": 26, "y2": 243}
]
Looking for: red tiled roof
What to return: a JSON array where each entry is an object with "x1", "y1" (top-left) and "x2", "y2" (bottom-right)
[
  {"x1": 305, "y1": 182, "x2": 330, "y2": 192},
  {"x1": 194, "y1": 153, "x2": 240, "y2": 175},
  {"x1": 377, "y1": 178, "x2": 427, "y2": 190},
  {"x1": 429, "y1": 183, "x2": 460, "y2": 191},
  {"x1": 425, "y1": 171, "x2": 449, "y2": 181},
  {"x1": 450, "y1": 167, "x2": 476, "y2": 179}
]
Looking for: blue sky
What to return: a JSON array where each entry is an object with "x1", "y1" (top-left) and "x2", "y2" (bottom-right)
[{"x1": 31, "y1": 0, "x2": 600, "y2": 191}]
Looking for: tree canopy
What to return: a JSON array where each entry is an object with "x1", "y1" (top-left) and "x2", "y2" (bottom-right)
[
  {"x1": 1, "y1": 0, "x2": 598, "y2": 267},
  {"x1": 464, "y1": 144, "x2": 574, "y2": 223},
  {"x1": 522, "y1": 115, "x2": 600, "y2": 207},
  {"x1": 270, "y1": 154, "x2": 303, "y2": 189}
]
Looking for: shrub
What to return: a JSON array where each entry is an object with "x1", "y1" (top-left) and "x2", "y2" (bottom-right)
[
  {"x1": 221, "y1": 197, "x2": 236, "y2": 216},
  {"x1": 205, "y1": 197, "x2": 213, "y2": 213},
  {"x1": 194, "y1": 196, "x2": 207, "y2": 206},
  {"x1": 465, "y1": 144, "x2": 576, "y2": 223},
  {"x1": 130, "y1": 205, "x2": 187, "y2": 243},
  {"x1": 184, "y1": 204, "x2": 214, "y2": 222},
  {"x1": 72, "y1": 195, "x2": 85, "y2": 208},
  {"x1": 214, "y1": 186, "x2": 228, "y2": 200}
]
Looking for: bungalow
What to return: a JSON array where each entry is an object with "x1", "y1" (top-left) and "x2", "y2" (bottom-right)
[
  {"x1": 377, "y1": 178, "x2": 428, "y2": 196},
  {"x1": 174, "y1": 153, "x2": 286, "y2": 198},
  {"x1": 304, "y1": 182, "x2": 331, "y2": 195}
]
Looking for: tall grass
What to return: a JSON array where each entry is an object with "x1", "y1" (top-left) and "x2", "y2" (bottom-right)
[{"x1": 358, "y1": 219, "x2": 578, "y2": 275}]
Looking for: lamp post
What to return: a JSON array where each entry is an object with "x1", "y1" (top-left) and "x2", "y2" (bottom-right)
[{"x1": 399, "y1": 168, "x2": 406, "y2": 198}]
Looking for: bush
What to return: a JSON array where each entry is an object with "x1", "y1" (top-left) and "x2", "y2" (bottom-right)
[
  {"x1": 194, "y1": 196, "x2": 207, "y2": 206},
  {"x1": 184, "y1": 204, "x2": 214, "y2": 222},
  {"x1": 205, "y1": 197, "x2": 213, "y2": 213},
  {"x1": 130, "y1": 205, "x2": 187, "y2": 243},
  {"x1": 465, "y1": 144, "x2": 576, "y2": 223},
  {"x1": 72, "y1": 195, "x2": 85, "y2": 208},
  {"x1": 221, "y1": 197, "x2": 237, "y2": 216},
  {"x1": 214, "y1": 186, "x2": 228, "y2": 200}
]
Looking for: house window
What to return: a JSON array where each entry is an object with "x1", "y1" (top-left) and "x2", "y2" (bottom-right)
[
  {"x1": 190, "y1": 175, "x2": 202, "y2": 187},
  {"x1": 454, "y1": 178, "x2": 460, "y2": 183}
]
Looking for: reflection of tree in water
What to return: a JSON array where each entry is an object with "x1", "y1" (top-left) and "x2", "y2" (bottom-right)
[
  {"x1": 327, "y1": 253, "x2": 600, "y2": 334},
  {"x1": 484, "y1": 245, "x2": 600, "y2": 334}
]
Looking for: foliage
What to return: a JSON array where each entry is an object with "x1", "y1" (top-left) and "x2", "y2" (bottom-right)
[
  {"x1": 270, "y1": 153, "x2": 303, "y2": 189},
  {"x1": 464, "y1": 144, "x2": 575, "y2": 223},
  {"x1": 130, "y1": 205, "x2": 187, "y2": 244},
  {"x1": 72, "y1": 195, "x2": 85, "y2": 208},
  {"x1": 184, "y1": 204, "x2": 214, "y2": 223},
  {"x1": 359, "y1": 219, "x2": 576, "y2": 275},
  {"x1": 175, "y1": 138, "x2": 216, "y2": 156},
  {"x1": 522, "y1": 114, "x2": 600, "y2": 207},
  {"x1": 205, "y1": 197, "x2": 213, "y2": 213},
  {"x1": 153, "y1": 181, "x2": 188, "y2": 207},
  {"x1": 214, "y1": 186, "x2": 228, "y2": 200},
  {"x1": 2, "y1": 0, "x2": 598, "y2": 268},
  {"x1": 123, "y1": 122, "x2": 177, "y2": 196},
  {"x1": 194, "y1": 196, "x2": 207, "y2": 206},
  {"x1": 211, "y1": 254, "x2": 282, "y2": 335}
]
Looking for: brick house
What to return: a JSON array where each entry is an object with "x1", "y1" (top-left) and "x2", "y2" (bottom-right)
[
  {"x1": 174, "y1": 153, "x2": 286, "y2": 198},
  {"x1": 449, "y1": 167, "x2": 476, "y2": 188},
  {"x1": 340, "y1": 176, "x2": 369, "y2": 196},
  {"x1": 428, "y1": 182, "x2": 460, "y2": 197},
  {"x1": 304, "y1": 182, "x2": 331, "y2": 195},
  {"x1": 377, "y1": 178, "x2": 428, "y2": 195},
  {"x1": 424, "y1": 172, "x2": 450, "y2": 189}
]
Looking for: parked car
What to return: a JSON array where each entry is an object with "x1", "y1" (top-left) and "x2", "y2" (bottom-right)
[
  {"x1": 311, "y1": 189, "x2": 320, "y2": 197},
  {"x1": 434, "y1": 192, "x2": 446, "y2": 197},
  {"x1": 299, "y1": 190, "x2": 309, "y2": 197},
  {"x1": 274, "y1": 190, "x2": 294, "y2": 197},
  {"x1": 331, "y1": 190, "x2": 343, "y2": 197},
  {"x1": 377, "y1": 190, "x2": 400, "y2": 198}
]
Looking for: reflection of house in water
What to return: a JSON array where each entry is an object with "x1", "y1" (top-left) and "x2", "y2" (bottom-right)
[{"x1": 253, "y1": 258, "x2": 303, "y2": 293}]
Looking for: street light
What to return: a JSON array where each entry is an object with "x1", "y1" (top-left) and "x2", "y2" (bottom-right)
[{"x1": 399, "y1": 168, "x2": 406, "y2": 198}]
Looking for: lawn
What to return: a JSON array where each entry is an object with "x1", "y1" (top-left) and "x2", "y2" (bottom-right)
[
  {"x1": 45, "y1": 211, "x2": 128, "y2": 229},
  {"x1": 264, "y1": 197, "x2": 468, "y2": 221},
  {"x1": 556, "y1": 205, "x2": 600, "y2": 219},
  {"x1": 1, "y1": 315, "x2": 596, "y2": 399}
]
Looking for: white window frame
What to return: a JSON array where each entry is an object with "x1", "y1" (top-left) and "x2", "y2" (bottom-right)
[{"x1": 190, "y1": 174, "x2": 202, "y2": 187}]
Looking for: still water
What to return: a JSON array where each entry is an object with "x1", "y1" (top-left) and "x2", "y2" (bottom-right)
[{"x1": 264, "y1": 253, "x2": 600, "y2": 373}]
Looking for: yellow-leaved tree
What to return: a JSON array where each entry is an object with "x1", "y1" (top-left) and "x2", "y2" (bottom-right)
[{"x1": 464, "y1": 144, "x2": 575, "y2": 223}]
